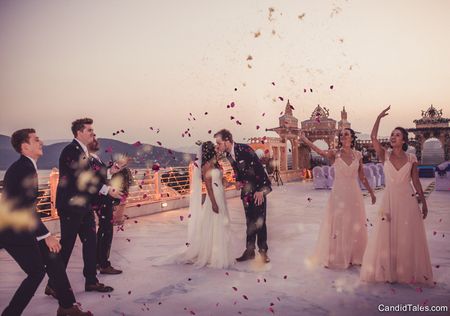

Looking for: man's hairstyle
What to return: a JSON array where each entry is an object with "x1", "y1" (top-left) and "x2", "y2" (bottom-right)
[
  {"x1": 214, "y1": 129, "x2": 233, "y2": 142},
  {"x1": 11, "y1": 128, "x2": 36, "y2": 154},
  {"x1": 71, "y1": 118, "x2": 93, "y2": 137}
]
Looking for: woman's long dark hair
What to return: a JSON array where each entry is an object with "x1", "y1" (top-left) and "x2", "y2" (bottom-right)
[
  {"x1": 337, "y1": 128, "x2": 357, "y2": 149},
  {"x1": 392, "y1": 126, "x2": 409, "y2": 151},
  {"x1": 201, "y1": 141, "x2": 219, "y2": 168}
]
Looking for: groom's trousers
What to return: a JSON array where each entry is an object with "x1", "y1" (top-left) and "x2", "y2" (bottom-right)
[{"x1": 243, "y1": 196, "x2": 268, "y2": 252}]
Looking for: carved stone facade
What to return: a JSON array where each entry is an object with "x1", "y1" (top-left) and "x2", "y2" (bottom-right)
[
  {"x1": 407, "y1": 105, "x2": 450, "y2": 162},
  {"x1": 265, "y1": 101, "x2": 350, "y2": 171}
]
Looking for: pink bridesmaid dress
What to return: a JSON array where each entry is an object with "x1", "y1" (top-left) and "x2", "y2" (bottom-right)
[
  {"x1": 310, "y1": 150, "x2": 368, "y2": 269},
  {"x1": 361, "y1": 152, "x2": 434, "y2": 285}
]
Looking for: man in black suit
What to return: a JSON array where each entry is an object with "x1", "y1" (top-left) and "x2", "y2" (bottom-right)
[
  {"x1": 88, "y1": 137, "x2": 123, "y2": 275},
  {"x1": 0, "y1": 129, "x2": 91, "y2": 316},
  {"x1": 214, "y1": 129, "x2": 272, "y2": 263},
  {"x1": 51, "y1": 118, "x2": 122, "y2": 293}
]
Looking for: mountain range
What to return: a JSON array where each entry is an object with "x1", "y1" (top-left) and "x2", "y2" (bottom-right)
[{"x1": 0, "y1": 134, "x2": 195, "y2": 170}]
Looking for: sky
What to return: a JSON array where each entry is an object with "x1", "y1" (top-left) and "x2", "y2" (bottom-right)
[{"x1": 1, "y1": 0, "x2": 449, "y2": 149}]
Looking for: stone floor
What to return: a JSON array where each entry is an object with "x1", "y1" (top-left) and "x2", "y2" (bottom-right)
[{"x1": 1, "y1": 179, "x2": 449, "y2": 316}]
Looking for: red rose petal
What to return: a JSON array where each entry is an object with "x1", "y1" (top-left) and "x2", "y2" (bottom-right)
[
  {"x1": 242, "y1": 295, "x2": 248, "y2": 300},
  {"x1": 152, "y1": 164, "x2": 160, "y2": 172},
  {"x1": 278, "y1": 96, "x2": 284, "y2": 101},
  {"x1": 232, "y1": 287, "x2": 238, "y2": 291}
]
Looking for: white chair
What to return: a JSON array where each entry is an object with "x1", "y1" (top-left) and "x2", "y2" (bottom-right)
[
  {"x1": 435, "y1": 162, "x2": 450, "y2": 191},
  {"x1": 369, "y1": 165, "x2": 381, "y2": 187},
  {"x1": 327, "y1": 166, "x2": 335, "y2": 188},
  {"x1": 376, "y1": 163, "x2": 385, "y2": 186},
  {"x1": 313, "y1": 166, "x2": 328, "y2": 189},
  {"x1": 322, "y1": 165, "x2": 330, "y2": 178}
]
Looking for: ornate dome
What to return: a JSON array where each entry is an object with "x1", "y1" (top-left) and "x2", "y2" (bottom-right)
[
  {"x1": 414, "y1": 105, "x2": 449, "y2": 125},
  {"x1": 310, "y1": 105, "x2": 330, "y2": 120}
]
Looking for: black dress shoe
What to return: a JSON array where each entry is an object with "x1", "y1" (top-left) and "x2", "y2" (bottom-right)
[
  {"x1": 259, "y1": 251, "x2": 270, "y2": 263},
  {"x1": 99, "y1": 266, "x2": 122, "y2": 275},
  {"x1": 45, "y1": 285, "x2": 57, "y2": 299},
  {"x1": 85, "y1": 282, "x2": 114, "y2": 292},
  {"x1": 236, "y1": 250, "x2": 255, "y2": 262},
  {"x1": 57, "y1": 304, "x2": 93, "y2": 316}
]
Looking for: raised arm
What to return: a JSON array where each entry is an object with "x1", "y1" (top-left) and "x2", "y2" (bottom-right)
[
  {"x1": 300, "y1": 132, "x2": 335, "y2": 161},
  {"x1": 411, "y1": 160, "x2": 428, "y2": 219},
  {"x1": 371, "y1": 106, "x2": 390, "y2": 163},
  {"x1": 202, "y1": 164, "x2": 219, "y2": 214}
]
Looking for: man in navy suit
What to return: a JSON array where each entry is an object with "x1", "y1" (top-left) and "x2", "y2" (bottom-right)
[
  {"x1": 0, "y1": 129, "x2": 91, "y2": 316},
  {"x1": 214, "y1": 129, "x2": 272, "y2": 263},
  {"x1": 51, "y1": 118, "x2": 122, "y2": 294}
]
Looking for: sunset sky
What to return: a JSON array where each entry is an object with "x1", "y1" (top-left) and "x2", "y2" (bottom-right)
[{"x1": 1, "y1": 0, "x2": 449, "y2": 149}]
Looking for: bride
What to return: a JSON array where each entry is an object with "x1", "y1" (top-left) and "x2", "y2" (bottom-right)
[{"x1": 156, "y1": 141, "x2": 235, "y2": 269}]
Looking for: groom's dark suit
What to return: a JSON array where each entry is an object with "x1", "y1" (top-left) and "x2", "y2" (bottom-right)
[
  {"x1": 0, "y1": 155, "x2": 76, "y2": 316},
  {"x1": 54, "y1": 139, "x2": 106, "y2": 287},
  {"x1": 227, "y1": 143, "x2": 272, "y2": 253}
]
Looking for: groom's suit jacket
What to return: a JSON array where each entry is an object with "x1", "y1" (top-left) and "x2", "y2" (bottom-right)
[{"x1": 227, "y1": 143, "x2": 272, "y2": 199}]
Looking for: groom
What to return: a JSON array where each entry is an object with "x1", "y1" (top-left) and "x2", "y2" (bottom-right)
[{"x1": 214, "y1": 129, "x2": 272, "y2": 263}]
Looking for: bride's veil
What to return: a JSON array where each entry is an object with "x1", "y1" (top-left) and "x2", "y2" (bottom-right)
[{"x1": 187, "y1": 142, "x2": 202, "y2": 244}]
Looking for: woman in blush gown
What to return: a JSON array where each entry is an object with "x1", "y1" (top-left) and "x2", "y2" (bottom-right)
[
  {"x1": 154, "y1": 141, "x2": 235, "y2": 269},
  {"x1": 361, "y1": 106, "x2": 433, "y2": 285},
  {"x1": 302, "y1": 129, "x2": 376, "y2": 269}
]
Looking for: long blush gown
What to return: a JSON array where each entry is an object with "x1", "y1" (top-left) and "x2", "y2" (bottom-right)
[
  {"x1": 361, "y1": 152, "x2": 433, "y2": 285},
  {"x1": 310, "y1": 150, "x2": 368, "y2": 269}
]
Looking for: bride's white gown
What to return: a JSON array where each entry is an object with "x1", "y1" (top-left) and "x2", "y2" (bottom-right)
[{"x1": 155, "y1": 168, "x2": 235, "y2": 269}]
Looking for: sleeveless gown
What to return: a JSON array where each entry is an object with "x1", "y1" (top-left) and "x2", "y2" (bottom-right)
[
  {"x1": 361, "y1": 152, "x2": 433, "y2": 285},
  {"x1": 154, "y1": 168, "x2": 234, "y2": 269},
  {"x1": 310, "y1": 150, "x2": 368, "y2": 269}
]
